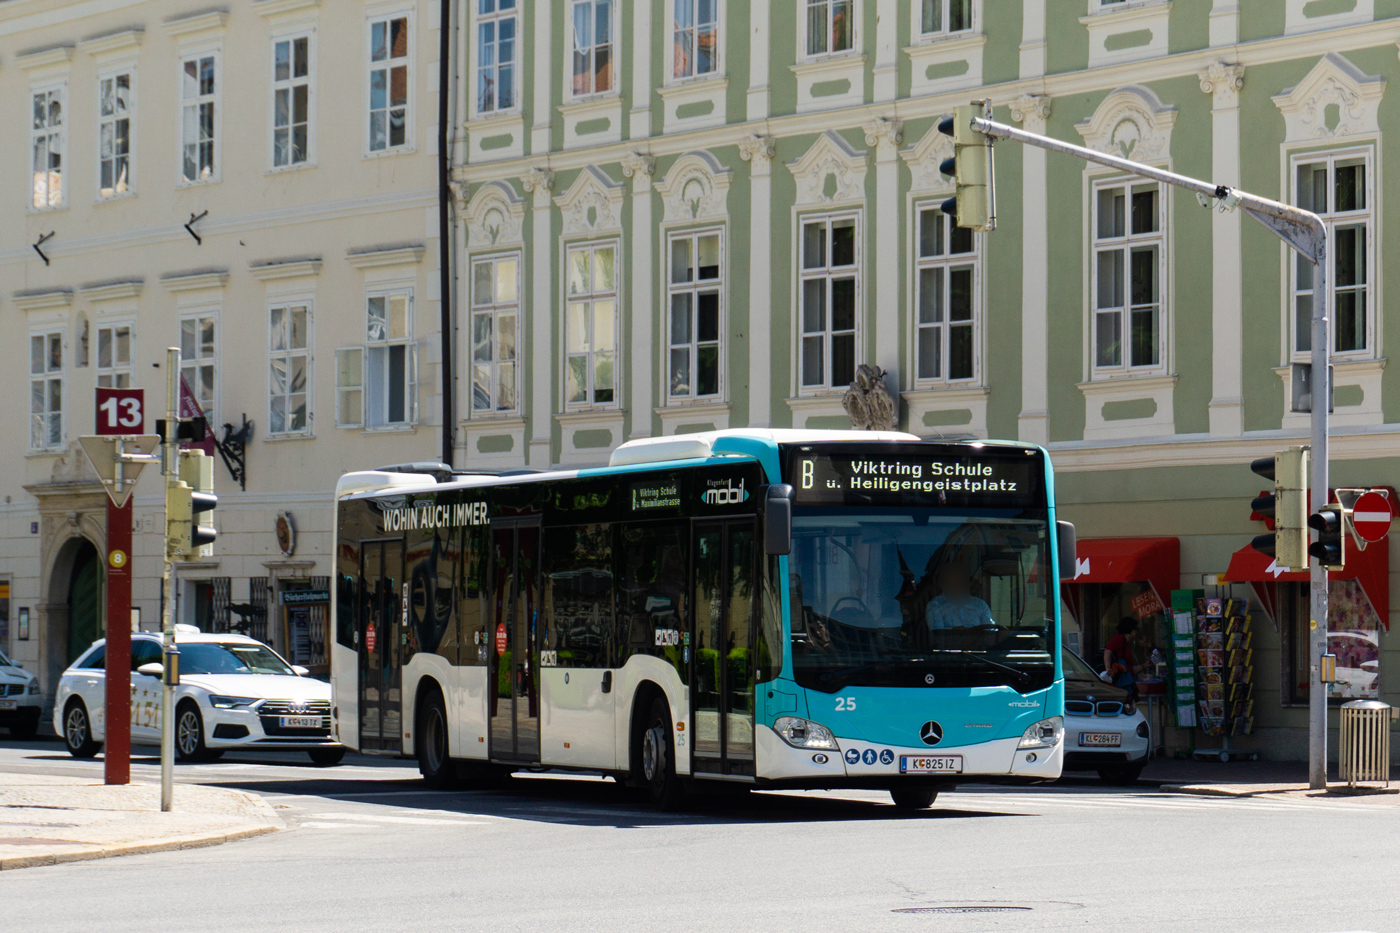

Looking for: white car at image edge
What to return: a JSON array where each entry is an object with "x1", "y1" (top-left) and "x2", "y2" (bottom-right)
[
  {"x1": 0, "y1": 648, "x2": 43, "y2": 739},
  {"x1": 53, "y1": 628, "x2": 344, "y2": 765}
]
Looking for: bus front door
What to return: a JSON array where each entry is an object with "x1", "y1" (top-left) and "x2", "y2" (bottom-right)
[
  {"x1": 489, "y1": 523, "x2": 541, "y2": 763},
  {"x1": 359, "y1": 538, "x2": 404, "y2": 753},
  {"x1": 691, "y1": 520, "x2": 757, "y2": 777}
]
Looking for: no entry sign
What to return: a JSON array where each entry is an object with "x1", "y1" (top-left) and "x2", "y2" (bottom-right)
[{"x1": 1351, "y1": 491, "x2": 1393, "y2": 543}]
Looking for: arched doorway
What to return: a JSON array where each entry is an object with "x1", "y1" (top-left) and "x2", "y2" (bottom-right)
[{"x1": 66, "y1": 540, "x2": 101, "y2": 664}]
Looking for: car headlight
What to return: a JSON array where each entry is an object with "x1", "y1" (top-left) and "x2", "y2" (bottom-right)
[
  {"x1": 27, "y1": 681, "x2": 40, "y2": 695},
  {"x1": 1018, "y1": 716, "x2": 1064, "y2": 749},
  {"x1": 1122, "y1": 699, "x2": 1137, "y2": 715},
  {"x1": 773, "y1": 716, "x2": 838, "y2": 750},
  {"x1": 209, "y1": 695, "x2": 260, "y2": 710}
]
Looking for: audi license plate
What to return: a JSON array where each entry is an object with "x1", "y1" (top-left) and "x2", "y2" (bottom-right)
[
  {"x1": 280, "y1": 716, "x2": 322, "y2": 729},
  {"x1": 1079, "y1": 732, "x2": 1122, "y2": 747},
  {"x1": 900, "y1": 755, "x2": 962, "y2": 774},
  {"x1": 0, "y1": 700, "x2": 15, "y2": 710}
]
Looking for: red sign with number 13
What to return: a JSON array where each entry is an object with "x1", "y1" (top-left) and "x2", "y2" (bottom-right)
[{"x1": 95, "y1": 388, "x2": 145, "y2": 435}]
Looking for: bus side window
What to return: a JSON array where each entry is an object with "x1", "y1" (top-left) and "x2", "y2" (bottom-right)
[
  {"x1": 616, "y1": 522, "x2": 687, "y2": 679},
  {"x1": 543, "y1": 524, "x2": 614, "y2": 670}
]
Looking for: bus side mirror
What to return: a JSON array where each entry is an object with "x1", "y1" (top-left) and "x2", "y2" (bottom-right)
[
  {"x1": 765, "y1": 484, "x2": 794, "y2": 556},
  {"x1": 1057, "y1": 521, "x2": 1077, "y2": 580}
]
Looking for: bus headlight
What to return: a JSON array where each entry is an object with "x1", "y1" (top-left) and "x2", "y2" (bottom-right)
[
  {"x1": 1018, "y1": 716, "x2": 1063, "y2": 749},
  {"x1": 773, "y1": 716, "x2": 838, "y2": 750}
]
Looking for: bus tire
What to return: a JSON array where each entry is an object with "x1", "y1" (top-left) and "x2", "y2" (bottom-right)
[
  {"x1": 641, "y1": 697, "x2": 684, "y2": 811},
  {"x1": 890, "y1": 786, "x2": 939, "y2": 810},
  {"x1": 417, "y1": 689, "x2": 454, "y2": 789}
]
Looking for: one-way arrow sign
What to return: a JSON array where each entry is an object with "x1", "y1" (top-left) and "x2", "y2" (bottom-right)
[{"x1": 79, "y1": 435, "x2": 162, "y2": 509}]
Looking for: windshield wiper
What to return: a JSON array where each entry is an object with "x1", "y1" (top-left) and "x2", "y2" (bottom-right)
[{"x1": 921, "y1": 650, "x2": 1034, "y2": 685}]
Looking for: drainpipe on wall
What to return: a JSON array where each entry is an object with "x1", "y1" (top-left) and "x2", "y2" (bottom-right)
[{"x1": 437, "y1": 0, "x2": 456, "y2": 467}]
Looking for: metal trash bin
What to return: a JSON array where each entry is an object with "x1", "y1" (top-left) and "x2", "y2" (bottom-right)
[{"x1": 1339, "y1": 700, "x2": 1393, "y2": 787}]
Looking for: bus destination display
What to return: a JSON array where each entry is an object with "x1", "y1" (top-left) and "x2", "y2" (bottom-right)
[{"x1": 787, "y1": 449, "x2": 1041, "y2": 508}]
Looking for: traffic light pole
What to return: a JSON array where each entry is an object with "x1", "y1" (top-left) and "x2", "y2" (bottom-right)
[
  {"x1": 160, "y1": 348, "x2": 179, "y2": 812},
  {"x1": 964, "y1": 112, "x2": 1332, "y2": 789}
]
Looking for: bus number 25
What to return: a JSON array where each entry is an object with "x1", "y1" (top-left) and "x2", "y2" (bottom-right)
[{"x1": 835, "y1": 697, "x2": 857, "y2": 711}]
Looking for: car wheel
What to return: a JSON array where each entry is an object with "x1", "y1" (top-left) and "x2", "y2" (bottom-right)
[
  {"x1": 309, "y1": 747, "x2": 346, "y2": 767},
  {"x1": 890, "y1": 786, "x2": 939, "y2": 810},
  {"x1": 1098, "y1": 764, "x2": 1145, "y2": 786},
  {"x1": 63, "y1": 701, "x2": 102, "y2": 759},
  {"x1": 10, "y1": 709, "x2": 40, "y2": 740},
  {"x1": 417, "y1": 690, "x2": 454, "y2": 788},
  {"x1": 640, "y1": 697, "x2": 684, "y2": 811},
  {"x1": 175, "y1": 701, "x2": 212, "y2": 763}
]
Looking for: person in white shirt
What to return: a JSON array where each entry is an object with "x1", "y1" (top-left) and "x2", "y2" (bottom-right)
[{"x1": 925, "y1": 563, "x2": 994, "y2": 631}]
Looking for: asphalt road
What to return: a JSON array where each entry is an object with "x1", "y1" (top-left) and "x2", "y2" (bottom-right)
[{"x1": 0, "y1": 739, "x2": 1395, "y2": 933}]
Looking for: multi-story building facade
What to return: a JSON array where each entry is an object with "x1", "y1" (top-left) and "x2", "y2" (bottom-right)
[
  {"x1": 0, "y1": 0, "x2": 445, "y2": 698},
  {"x1": 449, "y1": 1, "x2": 1398, "y2": 759}
]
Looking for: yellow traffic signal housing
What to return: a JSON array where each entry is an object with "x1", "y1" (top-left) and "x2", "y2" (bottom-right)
[
  {"x1": 167, "y1": 450, "x2": 217, "y2": 561},
  {"x1": 937, "y1": 103, "x2": 995, "y2": 232},
  {"x1": 1250, "y1": 446, "x2": 1309, "y2": 570}
]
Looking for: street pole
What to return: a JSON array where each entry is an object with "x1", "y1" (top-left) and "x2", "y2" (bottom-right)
[
  {"x1": 103, "y1": 450, "x2": 133, "y2": 786},
  {"x1": 1308, "y1": 250, "x2": 1330, "y2": 790},
  {"x1": 160, "y1": 348, "x2": 179, "y2": 812}
]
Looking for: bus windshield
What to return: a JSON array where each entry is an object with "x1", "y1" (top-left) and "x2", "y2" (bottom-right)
[{"x1": 788, "y1": 508, "x2": 1055, "y2": 693}]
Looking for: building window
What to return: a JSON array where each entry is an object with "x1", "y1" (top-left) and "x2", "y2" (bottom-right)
[
  {"x1": 565, "y1": 243, "x2": 618, "y2": 406},
  {"x1": 1293, "y1": 152, "x2": 1371, "y2": 357},
  {"x1": 272, "y1": 35, "x2": 311, "y2": 168},
  {"x1": 920, "y1": 0, "x2": 972, "y2": 36},
  {"x1": 96, "y1": 324, "x2": 134, "y2": 388},
  {"x1": 1285, "y1": 581, "x2": 1381, "y2": 704},
  {"x1": 570, "y1": 0, "x2": 614, "y2": 97},
  {"x1": 800, "y1": 214, "x2": 859, "y2": 390},
  {"x1": 335, "y1": 348, "x2": 363, "y2": 428},
  {"x1": 672, "y1": 0, "x2": 718, "y2": 80},
  {"x1": 476, "y1": 0, "x2": 517, "y2": 113},
  {"x1": 914, "y1": 206, "x2": 976, "y2": 382},
  {"x1": 180, "y1": 53, "x2": 217, "y2": 182},
  {"x1": 1092, "y1": 179, "x2": 1163, "y2": 375},
  {"x1": 269, "y1": 303, "x2": 310, "y2": 434},
  {"x1": 180, "y1": 314, "x2": 217, "y2": 423},
  {"x1": 366, "y1": 290, "x2": 415, "y2": 427},
  {"x1": 471, "y1": 255, "x2": 520, "y2": 413},
  {"x1": 368, "y1": 14, "x2": 410, "y2": 151},
  {"x1": 31, "y1": 86, "x2": 65, "y2": 209},
  {"x1": 668, "y1": 230, "x2": 722, "y2": 399},
  {"x1": 30, "y1": 332, "x2": 63, "y2": 451},
  {"x1": 805, "y1": 0, "x2": 854, "y2": 57},
  {"x1": 98, "y1": 72, "x2": 133, "y2": 198}
]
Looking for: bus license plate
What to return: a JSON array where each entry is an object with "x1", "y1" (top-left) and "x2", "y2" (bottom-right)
[
  {"x1": 900, "y1": 755, "x2": 962, "y2": 774},
  {"x1": 0, "y1": 700, "x2": 15, "y2": 710},
  {"x1": 1079, "y1": 732, "x2": 1121, "y2": 747},
  {"x1": 280, "y1": 716, "x2": 322, "y2": 729}
]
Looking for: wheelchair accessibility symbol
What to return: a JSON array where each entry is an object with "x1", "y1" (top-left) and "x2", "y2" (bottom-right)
[{"x1": 879, "y1": 749, "x2": 894, "y2": 765}]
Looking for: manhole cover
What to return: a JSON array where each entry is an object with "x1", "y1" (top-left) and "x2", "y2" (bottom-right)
[{"x1": 894, "y1": 906, "x2": 1032, "y2": 915}]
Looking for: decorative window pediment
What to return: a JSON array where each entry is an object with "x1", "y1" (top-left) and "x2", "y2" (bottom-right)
[
  {"x1": 1272, "y1": 53, "x2": 1385, "y2": 145},
  {"x1": 553, "y1": 164, "x2": 625, "y2": 237},
  {"x1": 900, "y1": 121, "x2": 954, "y2": 194},
  {"x1": 653, "y1": 151, "x2": 732, "y2": 225},
  {"x1": 1075, "y1": 85, "x2": 1177, "y2": 163},
  {"x1": 464, "y1": 180, "x2": 525, "y2": 249},
  {"x1": 786, "y1": 131, "x2": 868, "y2": 208}
]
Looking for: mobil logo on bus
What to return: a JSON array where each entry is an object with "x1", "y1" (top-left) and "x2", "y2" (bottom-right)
[{"x1": 701, "y1": 478, "x2": 750, "y2": 506}]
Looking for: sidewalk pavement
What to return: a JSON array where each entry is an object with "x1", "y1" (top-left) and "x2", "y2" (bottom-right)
[
  {"x1": 0, "y1": 772, "x2": 284, "y2": 871},
  {"x1": 1136, "y1": 756, "x2": 1400, "y2": 803}
]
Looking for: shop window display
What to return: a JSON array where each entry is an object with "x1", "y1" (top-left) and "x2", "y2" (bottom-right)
[
  {"x1": 1285, "y1": 580, "x2": 1380, "y2": 703},
  {"x1": 1078, "y1": 581, "x2": 1169, "y2": 694}
]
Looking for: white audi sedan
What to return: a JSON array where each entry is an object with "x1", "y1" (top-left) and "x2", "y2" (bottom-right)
[{"x1": 54, "y1": 628, "x2": 344, "y2": 765}]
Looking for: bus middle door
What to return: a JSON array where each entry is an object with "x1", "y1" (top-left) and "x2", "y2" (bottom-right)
[
  {"x1": 488, "y1": 522, "x2": 541, "y2": 763},
  {"x1": 358, "y1": 538, "x2": 405, "y2": 753},
  {"x1": 691, "y1": 519, "x2": 757, "y2": 778}
]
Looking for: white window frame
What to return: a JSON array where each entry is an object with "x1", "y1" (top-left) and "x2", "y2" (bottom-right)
[
  {"x1": 668, "y1": 0, "x2": 721, "y2": 83},
  {"x1": 335, "y1": 347, "x2": 364, "y2": 428},
  {"x1": 366, "y1": 11, "x2": 413, "y2": 154},
  {"x1": 268, "y1": 299, "x2": 313, "y2": 436},
  {"x1": 1289, "y1": 147, "x2": 1376, "y2": 361},
  {"x1": 666, "y1": 228, "x2": 724, "y2": 401},
  {"x1": 568, "y1": 0, "x2": 617, "y2": 100},
  {"x1": 801, "y1": 0, "x2": 858, "y2": 61},
  {"x1": 473, "y1": 0, "x2": 519, "y2": 117},
  {"x1": 178, "y1": 49, "x2": 220, "y2": 185},
  {"x1": 1089, "y1": 175, "x2": 1168, "y2": 378},
  {"x1": 912, "y1": 203, "x2": 979, "y2": 385},
  {"x1": 914, "y1": 0, "x2": 977, "y2": 40},
  {"x1": 798, "y1": 211, "x2": 862, "y2": 392},
  {"x1": 180, "y1": 311, "x2": 218, "y2": 424},
  {"x1": 364, "y1": 287, "x2": 417, "y2": 428},
  {"x1": 270, "y1": 31, "x2": 314, "y2": 170},
  {"x1": 96, "y1": 68, "x2": 135, "y2": 200},
  {"x1": 95, "y1": 322, "x2": 135, "y2": 388},
  {"x1": 29, "y1": 330, "x2": 64, "y2": 452},
  {"x1": 31, "y1": 83, "x2": 66, "y2": 211},
  {"x1": 469, "y1": 253, "x2": 522, "y2": 415},
  {"x1": 563, "y1": 240, "x2": 621, "y2": 410}
]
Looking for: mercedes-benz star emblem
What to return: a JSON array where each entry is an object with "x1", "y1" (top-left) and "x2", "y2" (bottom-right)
[
  {"x1": 924, "y1": 673, "x2": 936, "y2": 685},
  {"x1": 919, "y1": 721, "x2": 944, "y2": 746}
]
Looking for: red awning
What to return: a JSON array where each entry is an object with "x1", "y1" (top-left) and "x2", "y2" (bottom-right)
[
  {"x1": 1070, "y1": 537, "x2": 1181, "y2": 611},
  {"x1": 1221, "y1": 536, "x2": 1390, "y2": 630}
]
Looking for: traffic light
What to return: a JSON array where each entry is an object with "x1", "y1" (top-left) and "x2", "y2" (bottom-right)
[
  {"x1": 937, "y1": 102, "x2": 995, "y2": 232},
  {"x1": 1308, "y1": 505, "x2": 1347, "y2": 570},
  {"x1": 167, "y1": 449, "x2": 217, "y2": 560},
  {"x1": 1250, "y1": 446, "x2": 1308, "y2": 569}
]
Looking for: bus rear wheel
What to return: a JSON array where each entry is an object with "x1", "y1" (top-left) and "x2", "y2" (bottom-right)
[
  {"x1": 641, "y1": 697, "x2": 684, "y2": 811},
  {"x1": 418, "y1": 690, "x2": 454, "y2": 789},
  {"x1": 890, "y1": 786, "x2": 939, "y2": 810}
]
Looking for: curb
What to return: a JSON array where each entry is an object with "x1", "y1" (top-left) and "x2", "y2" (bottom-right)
[{"x1": 0, "y1": 823, "x2": 281, "y2": 871}]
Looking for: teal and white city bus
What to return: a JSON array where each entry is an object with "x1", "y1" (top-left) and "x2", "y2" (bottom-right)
[{"x1": 331, "y1": 429, "x2": 1074, "y2": 809}]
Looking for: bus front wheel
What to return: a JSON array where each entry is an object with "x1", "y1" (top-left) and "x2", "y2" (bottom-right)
[
  {"x1": 890, "y1": 786, "x2": 939, "y2": 810},
  {"x1": 641, "y1": 697, "x2": 684, "y2": 811}
]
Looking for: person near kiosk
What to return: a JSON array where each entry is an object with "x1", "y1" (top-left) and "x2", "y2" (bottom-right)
[{"x1": 1102, "y1": 616, "x2": 1140, "y2": 701}]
